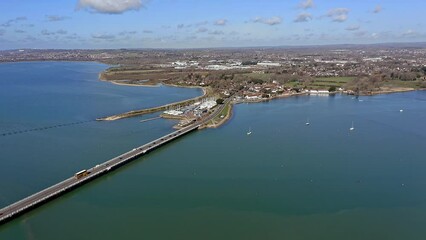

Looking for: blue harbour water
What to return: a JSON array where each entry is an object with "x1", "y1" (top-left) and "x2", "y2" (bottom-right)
[{"x1": 1, "y1": 62, "x2": 426, "y2": 239}]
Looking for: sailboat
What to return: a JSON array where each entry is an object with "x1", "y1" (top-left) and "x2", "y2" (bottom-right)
[
  {"x1": 350, "y1": 121, "x2": 355, "y2": 131},
  {"x1": 247, "y1": 127, "x2": 252, "y2": 135},
  {"x1": 305, "y1": 118, "x2": 310, "y2": 126}
]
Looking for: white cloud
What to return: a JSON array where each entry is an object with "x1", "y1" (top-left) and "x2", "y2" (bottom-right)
[
  {"x1": 299, "y1": 0, "x2": 314, "y2": 9},
  {"x1": 41, "y1": 30, "x2": 55, "y2": 35},
  {"x1": 253, "y1": 16, "x2": 282, "y2": 26},
  {"x1": 294, "y1": 13, "x2": 312, "y2": 23},
  {"x1": 345, "y1": 25, "x2": 360, "y2": 31},
  {"x1": 373, "y1": 5, "x2": 382, "y2": 14},
  {"x1": 65, "y1": 34, "x2": 80, "y2": 40},
  {"x1": 196, "y1": 27, "x2": 208, "y2": 33},
  {"x1": 1, "y1": 17, "x2": 27, "y2": 28},
  {"x1": 402, "y1": 29, "x2": 419, "y2": 38},
  {"x1": 92, "y1": 33, "x2": 116, "y2": 40},
  {"x1": 214, "y1": 19, "x2": 228, "y2": 26},
  {"x1": 46, "y1": 15, "x2": 70, "y2": 22},
  {"x1": 41, "y1": 29, "x2": 68, "y2": 35},
  {"x1": 326, "y1": 8, "x2": 350, "y2": 22},
  {"x1": 77, "y1": 0, "x2": 146, "y2": 14},
  {"x1": 56, "y1": 29, "x2": 68, "y2": 35},
  {"x1": 209, "y1": 30, "x2": 224, "y2": 35},
  {"x1": 353, "y1": 31, "x2": 368, "y2": 37},
  {"x1": 23, "y1": 36, "x2": 38, "y2": 42},
  {"x1": 119, "y1": 31, "x2": 137, "y2": 35},
  {"x1": 195, "y1": 21, "x2": 209, "y2": 26}
]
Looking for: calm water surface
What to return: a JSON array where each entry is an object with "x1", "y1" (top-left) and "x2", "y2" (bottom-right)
[{"x1": 1, "y1": 62, "x2": 426, "y2": 240}]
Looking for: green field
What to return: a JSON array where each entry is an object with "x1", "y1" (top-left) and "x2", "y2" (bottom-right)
[
  {"x1": 209, "y1": 102, "x2": 232, "y2": 126},
  {"x1": 280, "y1": 76, "x2": 355, "y2": 90},
  {"x1": 383, "y1": 80, "x2": 424, "y2": 89},
  {"x1": 315, "y1": 76, "x2": 355, "y2": 82},
  {"x1": 243, "y1": 72, "x2": 272, "y2": 81},
  {"x1": 216, "y1": 103, "x2": 230, "y2": 120},
  {"x1": 306, "y1": 77, "x2": 354, "y2": 90}
]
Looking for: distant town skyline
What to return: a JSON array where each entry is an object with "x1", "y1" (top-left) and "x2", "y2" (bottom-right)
[{"x1": 0, "y1": 0, "x2": 425, "y2": 49}]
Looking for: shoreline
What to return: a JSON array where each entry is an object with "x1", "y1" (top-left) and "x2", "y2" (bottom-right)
[
  {"x1": 363, "y1": 88, "x2": 420, "y2": 96},
  {"x1": 96, "y1": 66, "x2": 423, "y2": 128},
  {"x1": 234, "y1": 92, "x2": 309, "y2": 105},
  {"x1": 98, "y1": 79, "x2": 423, "y2": 128},
  {"x1": 204, "y1": 102, "x2": 233, "y2": 129},
  {"x1": 107, "y1": 80, "x2": 162, "y2": 88}
]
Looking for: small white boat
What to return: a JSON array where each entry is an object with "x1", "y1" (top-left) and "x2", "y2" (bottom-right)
[
  {"x1": 350, "y1": 121, "x2": 355, "y2": 131},
  {"x1": 305, "y1": 118, "x2": 310, "y2": 126},
  {"x1": 400, "y1": 109, "x2": 404, "y2": 112},
  {"x1": 247, "y1": 127, "x2": 252, "y2": 135}
]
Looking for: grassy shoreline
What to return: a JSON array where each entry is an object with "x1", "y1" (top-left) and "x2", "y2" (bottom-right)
[{"x1": 204, "y1": 102, "x2": 233, "y2": 128}]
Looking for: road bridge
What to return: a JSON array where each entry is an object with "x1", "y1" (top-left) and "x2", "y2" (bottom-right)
[
  {"x1": 0, "y1": 99, "x2": 228, "y2": 225},
  {"x1": 0, "y1": 124, "x2": 200, "y2": 225}
]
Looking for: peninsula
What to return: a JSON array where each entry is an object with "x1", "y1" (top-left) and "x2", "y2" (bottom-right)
[
  {"x1": 1, "y1": 45, "x2": 425, "y2": 128},
  {"x1": 90, "y1": 44, "x2": 426, "y2": 128}
]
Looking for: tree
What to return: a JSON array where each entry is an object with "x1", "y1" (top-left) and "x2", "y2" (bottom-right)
[
  {"x1": 249, "y1": 79, "x2": 264, "y2": 84},
  {"x1": 216, "y1": 98, "x2": 224, "y2": 104},
  {"x1": 328, "y1": 86, "x2": 337, "y2": 92},
  {"x1": 242, "y1": 60, "x2": 258, "y2": 66}
]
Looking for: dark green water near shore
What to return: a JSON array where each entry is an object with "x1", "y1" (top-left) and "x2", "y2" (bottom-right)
[{"x1": 1, "y1": 62, "x2": 426, "y2": 239}]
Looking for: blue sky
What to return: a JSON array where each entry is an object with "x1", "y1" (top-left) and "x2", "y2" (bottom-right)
[{"x1": 0, "y1": 0, "x2": 425, "y2": 49}]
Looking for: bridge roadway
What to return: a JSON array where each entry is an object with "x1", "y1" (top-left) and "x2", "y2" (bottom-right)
[{"x1": 0, "y1": 100, "x2": 228, "y2": 225}]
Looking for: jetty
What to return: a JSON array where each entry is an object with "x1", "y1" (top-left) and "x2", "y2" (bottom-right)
[
  {"x1": 97, "y1": 87, "x2": 213, "y2": 121},
  {"x1": 140, "y1": 116, "x2": 161, "y2": 123}
]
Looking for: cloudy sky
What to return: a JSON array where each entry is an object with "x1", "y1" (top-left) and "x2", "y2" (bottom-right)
[{"x1": 0, "y1": 0, "x2": 425, "y2": 49}]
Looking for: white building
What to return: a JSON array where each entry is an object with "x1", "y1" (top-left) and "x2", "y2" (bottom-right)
[
  {"x1": 204, "y1": 65, "x2": 232, "y2": 70},
  {"x1": 257, "y1": 61, "x2": 281, "y2": 67},
  {"x1": 163, "y1": 110, "x2": 183, "y2": 116},
  {"x1": 199, "y1": 100, "x2": 217, "y2": 110},
  {"x1": 309, "y1": 90, "x2": 330, "y2": 95}
]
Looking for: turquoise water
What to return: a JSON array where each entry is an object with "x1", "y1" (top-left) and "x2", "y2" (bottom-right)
[{"x1": 1, "y1": 62, "x2": 426, "y2": 239}]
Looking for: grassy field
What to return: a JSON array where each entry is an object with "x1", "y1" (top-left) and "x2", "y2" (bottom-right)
[
  {"x1": 243, "y1": 72, "x2": 272, "y2": 81},
  {"x1": 218, "y1": 103, "x2": 231, "y2": 119},
  {"x1": 207, "y1": 102, "x2": 232, "y2": 127},
  {"x1": 310, "y1": 77, "x2": 355, "y2": 89},
  {"x1": 280, "y1": 77, "x2": 355, "y2": 90},
  {"x1": 383, "y1": 80, "x2": 424, "y2": 89},
  {"x1": 315, "y1": 76, "x2": 355, "y2": 82},
  {"x1": 282, "y1": 81, "x2": 300, "y2": 88}
]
